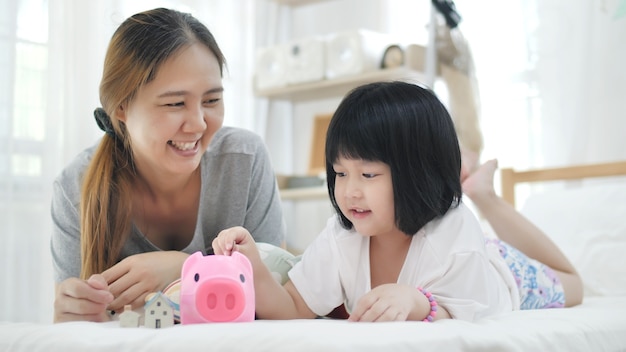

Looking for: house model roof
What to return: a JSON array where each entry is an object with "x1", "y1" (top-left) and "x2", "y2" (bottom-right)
[{"x1": 144, "y1": 292, "x2": 177, "y2": 310}]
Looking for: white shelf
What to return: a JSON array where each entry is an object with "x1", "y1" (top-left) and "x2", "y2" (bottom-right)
[
  {"x1": 255, "y1": 67, "x2": 429, "y2": 101},
  {"x1": 270, "y1": 0, "x2": 333, "y2": 6},
  {"x1": 280, "y1": 186, "x2": 328, "y2": 200}
]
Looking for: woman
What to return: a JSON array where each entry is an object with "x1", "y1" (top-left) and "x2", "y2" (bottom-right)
[{"x1": 51, "y1": 8, "x2": 285, "y2": 323}]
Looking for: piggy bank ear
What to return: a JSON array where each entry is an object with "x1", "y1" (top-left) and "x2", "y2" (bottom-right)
[
  {"x1": 182, "y1": 251, "x2": 204, "y2": 277},
  {"x1": 232, "y1": 251, "x2": 253, "y2": 277}
]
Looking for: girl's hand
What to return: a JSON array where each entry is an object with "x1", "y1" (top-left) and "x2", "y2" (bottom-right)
[
  {"x1": 212, "y1": 226, "x2": 262, "y2": 266},
  {"x1": 348, "y1": 283, "x2": 428, "y2": 322},
  {"x1": 54, "y1": 274, "x2": 114, "y2": 323},
  {"x1": 101, "y1": 251, "x2": 189, "y2": 313}
]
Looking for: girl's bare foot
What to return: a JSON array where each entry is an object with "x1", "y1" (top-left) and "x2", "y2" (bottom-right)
[{"x1": 462, "y1": 158, "x2": 498, "y2": 206}]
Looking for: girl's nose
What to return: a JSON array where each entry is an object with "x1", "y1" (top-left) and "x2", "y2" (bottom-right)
[{"x1": 343, "y1": 178, "x2": 362, "y2": 199}]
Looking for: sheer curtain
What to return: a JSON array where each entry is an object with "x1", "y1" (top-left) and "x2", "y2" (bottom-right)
[
  {"x1": 455, "y1": 0, "x2": 626, "y2": 203},
  {"x1": 393, "y1": 0, "x2": 626, "y2": 169},
  {"x1": 391, "y1": 0, "x2": 626, "y2": 195},
  {"x1": 456, "y1": 1, "x2": 626, "y2": 169},
  {"x1": 0, "y1": 0, "x2": 258, "y2": 323}
]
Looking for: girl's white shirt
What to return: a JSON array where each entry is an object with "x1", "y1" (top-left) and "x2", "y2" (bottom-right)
[{"x1": 288, "y1": 202, "x2": 519, "y2": 322}]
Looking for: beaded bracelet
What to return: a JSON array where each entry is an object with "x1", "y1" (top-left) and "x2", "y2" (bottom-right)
[{"x1": 417, "y1": 287, "x2": 438, "y2": 322}]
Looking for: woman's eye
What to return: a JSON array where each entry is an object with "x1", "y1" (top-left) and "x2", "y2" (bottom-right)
[
  {"x1": 335, "y1": 172, "x2": 346, "y2": 177},
  {"x1": 166, "y1": 101, "x2": 184, "y2": 107},
  {"x1": 363, "y1": 173, "x2": 377, "y2": 178},
  {"x1": 204, "y1": 98, "x2": 220, "y2": 104}
]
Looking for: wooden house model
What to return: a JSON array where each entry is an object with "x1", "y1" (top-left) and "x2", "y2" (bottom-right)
[{"x1": 143, "y1": 292, "x2": 175, "y2": 329}]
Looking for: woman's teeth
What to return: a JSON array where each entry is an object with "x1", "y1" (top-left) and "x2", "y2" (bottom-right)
[{"x1": 169, "y1": 141, "x2": 196, "y2": 151}]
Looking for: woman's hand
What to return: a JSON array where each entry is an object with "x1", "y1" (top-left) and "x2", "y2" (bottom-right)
[
  {"x1": 101, "y1": 251, "x2": 189, "y2": 313},
  {"x1": 349, "y1": 283, "x2": 429, "y2": 322},
  {"x1": 54, "y1": 274, "x2": 113, "y2": 323}
]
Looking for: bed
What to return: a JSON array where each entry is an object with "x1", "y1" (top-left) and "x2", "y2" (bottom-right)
[{"x1": 2, "y1": 160, "x2": 626, "y2": 352}]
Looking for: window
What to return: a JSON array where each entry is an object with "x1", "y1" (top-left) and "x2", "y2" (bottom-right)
[{"x1": 1, "y1": 0, "x2": 49, "y2": 201}]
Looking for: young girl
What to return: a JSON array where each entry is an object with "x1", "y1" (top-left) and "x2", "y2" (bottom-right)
[{"x1": 213, "y1": 81, "x2": 582, "y2": 322}]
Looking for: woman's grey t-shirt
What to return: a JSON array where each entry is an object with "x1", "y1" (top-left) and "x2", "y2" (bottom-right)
[{"x1": 50, "y1": 127, "x2": 285, "y2": 282}]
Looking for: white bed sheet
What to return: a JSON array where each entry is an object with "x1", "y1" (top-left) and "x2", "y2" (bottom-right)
[{"x1": 2, "y1": 296, "x2": 625, "y2": 352}]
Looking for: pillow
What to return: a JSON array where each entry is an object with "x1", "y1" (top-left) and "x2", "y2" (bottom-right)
[
  {"x1": 520, "y1": 180, "x2": 626, "y2": 296},
  {"x1": 257, "y1": 242, "x2": 301, "y2": 285}
]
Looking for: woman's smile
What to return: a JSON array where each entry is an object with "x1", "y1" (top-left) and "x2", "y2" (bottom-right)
[{"x1": 168, "y1": 139, "x2": 200, "y2": 156}]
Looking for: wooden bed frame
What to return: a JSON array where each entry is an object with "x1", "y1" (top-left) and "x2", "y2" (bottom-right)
[{"x1": 500, "y1": 160, "x2": 626, "y2": 206}]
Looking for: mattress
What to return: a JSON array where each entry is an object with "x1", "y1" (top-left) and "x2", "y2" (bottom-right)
[{"x1": 1, "y1": 296, "x2": 625, "y2": 351}]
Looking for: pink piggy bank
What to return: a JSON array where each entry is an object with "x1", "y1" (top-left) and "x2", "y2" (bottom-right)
[{"x1": 179, "y1": 251, "x2": 255, "y2": 324}]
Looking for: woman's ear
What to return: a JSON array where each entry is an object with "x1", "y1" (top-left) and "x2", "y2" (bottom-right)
[{"x1": 116, "y1": 105, "x2": 127, "y2": 123}]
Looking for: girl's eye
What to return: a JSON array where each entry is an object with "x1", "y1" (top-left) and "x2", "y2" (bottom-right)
[
  {"x1": 166, "y1": 102, "x2": 184, "y2": 107},
  {"x1": 363, "y1": 173, "x2": 377, "y2": 178},
  {"x1": 335, "y1": 172, "x2": 346, "y2": 177}
]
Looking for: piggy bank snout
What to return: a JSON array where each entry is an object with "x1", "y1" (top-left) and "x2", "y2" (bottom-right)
[{"x1": 195, "y1": 278, "x2": 246, "y2": 322}]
